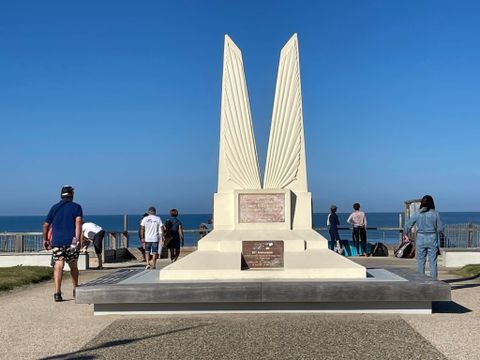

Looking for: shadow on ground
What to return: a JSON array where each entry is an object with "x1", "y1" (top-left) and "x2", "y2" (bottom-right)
[
  {"x1": 432, "y1": 301, "x2": 471, "y2": 314},
  {"x1": 42, "y1": 315, "x2": 447, "y2": 360},
  {"x1": 39, "y1": 324, "x2": 207, "y2": 360}
]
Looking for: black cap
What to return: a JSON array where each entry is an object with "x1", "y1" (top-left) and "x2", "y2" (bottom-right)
[
  {"x1": 147, "y1": 206, "x2": 156, "y2": 214},
  {"x1": 61, "y1": 185, "x2": 74, "y2": 198}
]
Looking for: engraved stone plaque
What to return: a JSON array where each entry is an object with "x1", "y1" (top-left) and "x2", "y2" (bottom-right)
[
  {"x1": 238, "y1": 193, "x2": 285, "y2": 223},
  {"x1": 241, "y1": 241, "x2": 284, "y2": 269}
]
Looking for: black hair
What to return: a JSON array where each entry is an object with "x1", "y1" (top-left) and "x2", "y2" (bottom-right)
[
  {"x1": 170, "y1": 208, "x2": 179, "y2": 217},
  {"x1": 420, "y1": 195, "x2": 435, "y2": 211},
  {"x1": 353, "y1": 203, "x2": 360, "y2": 211}
]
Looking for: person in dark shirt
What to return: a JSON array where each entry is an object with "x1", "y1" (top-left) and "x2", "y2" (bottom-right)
[
  {"x1": 165, "y1": 208, "x2": 184, "y2": 262},
  {"x1": 327, "y1": 205, "x2": 342, "y2": 253},
  {"x1": 42, "y1": 185, "x2": 83, "y2": 302}
]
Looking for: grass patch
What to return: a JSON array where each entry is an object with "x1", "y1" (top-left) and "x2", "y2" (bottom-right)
[
  {"x1": 0, "y1": 266, "x2": 53, "y2": 292},
  {"x1": 455, "y1": 264, "x2": 480, "y2": 278}
]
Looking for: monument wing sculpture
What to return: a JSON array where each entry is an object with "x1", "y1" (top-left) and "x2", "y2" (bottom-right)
[
  {"x1": 263, "y1": 34, "x2": 307, "y2": 192},
  {"x1": 217, "y1": 35, "x2": 261, "y2": 192}
]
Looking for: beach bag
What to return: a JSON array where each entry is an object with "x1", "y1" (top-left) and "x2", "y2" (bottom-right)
[
  {"x1": 372, "y1": 242, "x2": 389, "y2": 257},
  {"x1": 395, "y1": 240, "x2": 414, "y2": 258},
  {"x1": 163, "y1": 219, "x2": 174, "y2": 247}
]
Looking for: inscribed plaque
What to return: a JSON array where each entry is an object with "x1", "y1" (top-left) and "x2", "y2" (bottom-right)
[
  {"x1": 238, "y1": 193, "x2": 285, "y2": 223},
  {"x1": 242, "y1": 241, "x2": 284, "y2": 269}
]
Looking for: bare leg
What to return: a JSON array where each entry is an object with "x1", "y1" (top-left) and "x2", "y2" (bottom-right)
[
  {"x1": 145, "y1": 251, "x2": 151, "y2": 267},
  {"x1": 54, "y1": 260, "x2": 64, "y2": 293},
  {"x1": 69, "y1": 261, "x2": 79, "y2": 289},
  {"x1": 152, "y1": 253, "x2": 158, "y2": 269},
  {"x1": 97, "y1": 253, "x2": 103, "y2": 269}
]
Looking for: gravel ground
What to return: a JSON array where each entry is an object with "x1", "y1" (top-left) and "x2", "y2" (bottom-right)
[
  {"x1": 1, "y1": 257, "x2": 479, "y2": 360},
  {"x1": 41, "y1": 315, "x2": 446, "y2": 360}
]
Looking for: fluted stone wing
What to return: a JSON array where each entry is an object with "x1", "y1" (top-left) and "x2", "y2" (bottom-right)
[
  {"x1": 217, "y1": 35, "x2": 261, "y2": 192},
  {"x1": 263, "y1": 34, "x2": 308, "y2": 191}
]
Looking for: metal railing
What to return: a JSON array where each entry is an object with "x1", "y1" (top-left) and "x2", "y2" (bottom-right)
[
  {"x1": 314, "y1": 226, "x2": 404, "y2": 245},
  {"x1": 1, "y1": 223, "x2": 479, "y2": 253},
  {"x1": 443, "y1": 223, "x2": 480, "y2": 248},
  {"x1": 0, "y1": 229, "x2": 211, "y2": 252}
]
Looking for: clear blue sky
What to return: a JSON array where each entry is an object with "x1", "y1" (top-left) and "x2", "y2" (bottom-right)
[{"x1": 1, "y1": 0, "x2": 480, "y2": 215}]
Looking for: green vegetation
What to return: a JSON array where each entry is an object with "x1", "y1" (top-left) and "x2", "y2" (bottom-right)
[
  {"x1": 455, "y1": 264, "x2": 480, "y2": 278},
  {"x1": 0, "y1": 266, "x2": 53, "y2": 292}
]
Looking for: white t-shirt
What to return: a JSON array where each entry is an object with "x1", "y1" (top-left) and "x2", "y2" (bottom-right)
[
  {"x1": 82, "y1": 222, "x2": 103, "y2": 240},
  {"x1": 140, "y1": 215, "x2": 163, "y2": 242}
]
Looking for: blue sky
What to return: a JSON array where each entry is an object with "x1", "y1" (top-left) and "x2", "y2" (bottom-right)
[{"x1": 1, "y1": 0, "x2": 480, "y2": 215}]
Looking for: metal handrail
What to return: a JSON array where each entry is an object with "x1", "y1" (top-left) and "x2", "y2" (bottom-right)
[{"x1": 1, "y1": 223, "x2": 479, "y2": 252}]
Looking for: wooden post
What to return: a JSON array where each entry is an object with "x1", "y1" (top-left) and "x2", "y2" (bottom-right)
[
  {"x1": 15, "y1": 234, "x2": 24, "y2": 253},
  {"x1": 467, "y1": 222, "x2": 473, "y2": 248},
  {"x1": 123, "y1": 215, "x2": 128, "y2": 232},
  {"x1": 121, "y1": 232, "x2": 128, "y2": 248},
  {"x1": 399, "y1": 213, "x2": 403, "y2": 243},
  {"x1": 109, "y1": 232, "x2": 116, "y2": 250}
]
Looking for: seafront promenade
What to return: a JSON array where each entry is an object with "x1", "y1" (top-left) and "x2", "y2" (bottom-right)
[{"x1": 0, "y1": 251, "x2": 479, "y2": 360}]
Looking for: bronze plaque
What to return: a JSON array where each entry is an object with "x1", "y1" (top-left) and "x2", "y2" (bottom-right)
[
  {"x1": 242, "y1": 241, "x2": 284, "y2": 269},
  {"x1": 238, "y1": 193, "x2": 285, "y2": 223}
]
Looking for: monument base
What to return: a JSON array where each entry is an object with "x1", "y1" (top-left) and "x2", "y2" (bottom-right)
[
  {"x1": 159, "y1": 229, "x2": 366, "y2": 280},
  {"x1": 76, "y1": 268, "x2": 451, "y2": 315}
]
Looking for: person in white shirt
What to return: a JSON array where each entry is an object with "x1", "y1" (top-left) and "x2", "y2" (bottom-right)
[
  {"x1": 347, "y1": 202, "x2": 368, "y2": 256},
  {"x1": 139, "y1": 206, "x2": 163, "y2": 269},
  {"x1": 81, "y1": 222, "x2": 105, "y2": 270}
]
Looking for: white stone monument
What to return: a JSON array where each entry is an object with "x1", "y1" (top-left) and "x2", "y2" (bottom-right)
[{"x1": 160, "y1": 34, "x2": 365, "y2": 280}]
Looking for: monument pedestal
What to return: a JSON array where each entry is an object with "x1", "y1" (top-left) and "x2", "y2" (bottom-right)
[{"x1": 160, "y1": 230, "x2": 365, "y2": 281}]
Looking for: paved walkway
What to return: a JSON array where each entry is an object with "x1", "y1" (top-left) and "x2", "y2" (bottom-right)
[{"x1": 0, "y1": 256, "x2": 478, "y2": 360}]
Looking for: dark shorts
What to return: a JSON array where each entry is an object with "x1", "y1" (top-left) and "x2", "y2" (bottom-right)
[
  {"x1": 144, "y1": 242, "x2": 159, "y2": 253},
  {"x1": 52, "y1": 246, "x2": 79, "y2": 264},
  {"x1": 92, "y1": 230, "x2": 105, "y2": 254}
]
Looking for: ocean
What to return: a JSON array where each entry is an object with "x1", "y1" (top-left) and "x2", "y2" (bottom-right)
[{"x1": 1, "y1": 212, "x2": 479, "y2": 247}]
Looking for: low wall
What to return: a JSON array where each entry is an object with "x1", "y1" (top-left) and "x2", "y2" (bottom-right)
[
  {"x1": 443, "y1": 248, "x2": 480, "y2": 267},
  {"x1": 0, "y1": 252, "x2": 89, "y2": 270}
]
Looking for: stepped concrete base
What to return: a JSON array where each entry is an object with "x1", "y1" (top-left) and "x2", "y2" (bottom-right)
[
  {"x1": 160, "y1": 249, "x2": 366, "y2": 280},
  {"x1": 76, "y1": 268, "x2": 451, "y2": 315},
  {"x1": 160, "y1": 230, "x2": 366, "y2": 280}
]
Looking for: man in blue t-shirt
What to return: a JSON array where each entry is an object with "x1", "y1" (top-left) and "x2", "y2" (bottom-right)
[{"x1": 42, "y1": 185, "x2": 83, "y2": 302}]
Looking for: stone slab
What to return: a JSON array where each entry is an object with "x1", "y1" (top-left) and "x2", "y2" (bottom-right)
[
  {"x1": 442, "y1": 248, "x2": 480, "y2": 267},
  {"x1": 75, "y1": 268, "x2": 450, "y2": 314},
  {"x1": 238, "y1": 193, "x2": 285, "y2": 223}
]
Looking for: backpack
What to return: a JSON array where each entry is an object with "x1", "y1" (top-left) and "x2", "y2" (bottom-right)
[
  {"x1": 371, "y1": 242, "x2": 389, "y2": 257},
  {"x1": 163, "y1": 219, "x2": 174, "y2": 246}
]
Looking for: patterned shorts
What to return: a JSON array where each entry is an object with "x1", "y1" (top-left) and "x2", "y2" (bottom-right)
[{"x1": 52, "y1": 246, "x2": 79, "y2": 264}]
